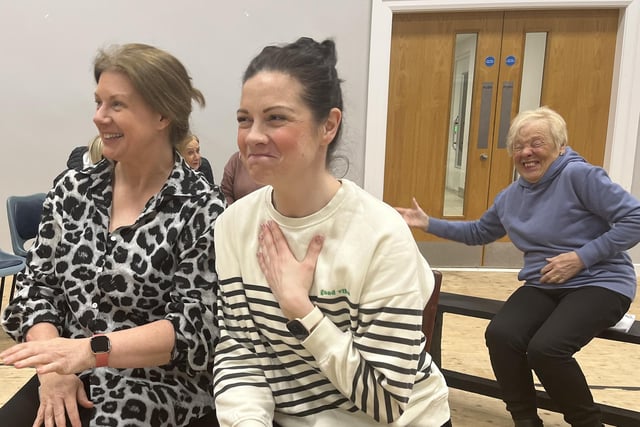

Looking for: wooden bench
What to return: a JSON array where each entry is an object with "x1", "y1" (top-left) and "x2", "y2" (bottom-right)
[{"x1": 431, "y1": 291, "x2": 640, "y2": 427}]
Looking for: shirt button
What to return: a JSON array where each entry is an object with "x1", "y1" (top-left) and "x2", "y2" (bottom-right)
[{"x1": 92, "y1": 302, "x2": 98, "y2": 309}]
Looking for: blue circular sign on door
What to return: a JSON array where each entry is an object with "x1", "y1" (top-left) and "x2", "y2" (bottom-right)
[
  {"x1": 505, "y1": 55, "x2": 516, "y2": 66},
  {"x1": 485, "y1": 56, "x2": 495, "y2": 67}
]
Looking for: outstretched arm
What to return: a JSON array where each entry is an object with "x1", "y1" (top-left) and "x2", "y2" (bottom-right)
[{"x1": 395, "y1": 197, "x2": 429, "y2": 231}]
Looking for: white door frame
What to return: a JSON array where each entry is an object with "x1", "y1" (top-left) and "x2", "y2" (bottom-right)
[{"x1": 364, "y1": 0, "x2": 640, "y2": 198}]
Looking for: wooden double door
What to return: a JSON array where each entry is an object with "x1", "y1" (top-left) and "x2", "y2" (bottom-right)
[{"x1": 383, "y1": 9, "x2": 618, "y2": 267}]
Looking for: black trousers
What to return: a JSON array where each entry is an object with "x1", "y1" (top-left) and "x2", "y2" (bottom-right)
[
  {"x1": 485, "y1": 285, "x2": 629, "y2": 427},
  {"x1": 0, "y1": 374, "x2": 218, "y2": 427}
]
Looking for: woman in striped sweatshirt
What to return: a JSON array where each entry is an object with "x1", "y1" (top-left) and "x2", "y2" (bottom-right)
[{"x1": 212, "y1": 37, "x2": 451, "y2": 427}]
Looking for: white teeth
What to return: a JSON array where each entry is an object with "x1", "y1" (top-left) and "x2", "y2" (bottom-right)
[{"x1": 103, "y1": 133, "x2": 123, "y2": 139}]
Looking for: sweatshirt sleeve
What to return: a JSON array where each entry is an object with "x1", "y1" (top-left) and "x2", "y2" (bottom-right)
[
  {"x1": 213, "y1": 211, "x2": 276, "y2": 427},
  {"x1": 300, "y1": 221, "x2": 438, "y2": 423},
  {"x1": 571, "y1": 165, "x2": 640, "y2": 267},
  {"x1": 428, "y1": 196, "x2": 507, "y2": 245}
]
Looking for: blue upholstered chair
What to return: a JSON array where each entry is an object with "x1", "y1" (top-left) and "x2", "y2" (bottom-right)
[
  {"x1": 6, "y1": 193, "x2": 46, "y2": 258},
  {"x1": 0, "y1": 249, "x2": 25, "y2": 312},
  {"x1": 3, "y1": 193, "x2": 46, "y2": 308}
]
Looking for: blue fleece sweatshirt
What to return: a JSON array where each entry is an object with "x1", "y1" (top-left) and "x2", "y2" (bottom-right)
[{"x1": 429, "y1": 147, "x2": 640, "y2": 300}]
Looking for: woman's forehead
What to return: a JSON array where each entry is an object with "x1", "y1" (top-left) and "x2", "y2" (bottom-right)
[{"x1": 516, "y1": 121, "x2": 549, "y2": 140}]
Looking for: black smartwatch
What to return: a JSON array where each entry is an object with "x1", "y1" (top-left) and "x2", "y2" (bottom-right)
[
  {"x1": 91, "y1": 334, "x2": 111, "y2": 367},
  {"x1": 286, "y1": 306, "x2": 324, "y2": 341},
  {"x1": 286, "y1": 319, "x2": 310, "y2": 340}
]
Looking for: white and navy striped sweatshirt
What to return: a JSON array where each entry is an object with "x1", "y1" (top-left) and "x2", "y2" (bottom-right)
[{"x1": 213, "y1": 179, "x2": 450, "y2": 427}]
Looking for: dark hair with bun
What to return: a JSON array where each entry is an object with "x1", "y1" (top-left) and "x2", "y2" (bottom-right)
[{"x1": 243, "y1": 37, "x2": 344, "y2": 163}]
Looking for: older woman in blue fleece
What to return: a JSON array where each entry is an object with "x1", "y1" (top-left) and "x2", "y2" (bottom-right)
[{"x1": 396, "y1": 106, "x2": 640, "y2": 427}]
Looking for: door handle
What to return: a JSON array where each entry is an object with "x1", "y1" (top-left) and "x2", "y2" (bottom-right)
[
  {"x1": 480, "y1": 153, "x2": 489, "y2": 160},
  {"x1": 477, "y1": 82, "x2": 493, "y2": 149},
  {"x1": 497, "y1": 81, "x2": 514, "y2": 149}
]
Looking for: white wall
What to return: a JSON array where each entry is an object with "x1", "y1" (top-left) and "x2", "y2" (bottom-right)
[{"x1": 0, "y1": 1, "x2": 372, "y2": 251}]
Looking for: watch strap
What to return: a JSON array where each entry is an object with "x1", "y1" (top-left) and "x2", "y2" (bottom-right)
[{"x1": 95, "y1": 351, "x2": 109, "y2": 368}]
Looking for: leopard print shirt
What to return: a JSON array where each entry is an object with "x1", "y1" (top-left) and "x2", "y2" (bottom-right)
[{"x1": 2, "y1": 156, "x2": 225, "y2": 426}]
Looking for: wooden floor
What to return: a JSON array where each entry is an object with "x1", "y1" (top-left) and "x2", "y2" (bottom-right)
[{"x1": 1, "y1": 270, "x2": 639, "y2": 426}]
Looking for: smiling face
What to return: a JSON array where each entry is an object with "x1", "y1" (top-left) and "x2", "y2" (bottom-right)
[
  {"x1": 93, "y1": 71, "x2": 167, "y2": 163},
  {"x1": 512, "y1": 121, "x2": 563, "y2": 183},
  {"x1": 179, "y1": 137, "x2": 202, "y2": 170},
  {"x1": 236, "y1": 71, "x2": 335, "y2": 187}
]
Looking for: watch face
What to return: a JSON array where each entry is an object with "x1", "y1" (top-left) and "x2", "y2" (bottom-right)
[
  {"x1": 286, "y1": 319, "x2": 309, "y2": 340},
  {"x1": 91, "y1": 335, "x2": 111, "y2": 353}
]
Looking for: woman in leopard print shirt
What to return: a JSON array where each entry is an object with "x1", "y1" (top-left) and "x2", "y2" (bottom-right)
[{"x1": 1, "y1": 43, "x2": 224, "y2": 427}]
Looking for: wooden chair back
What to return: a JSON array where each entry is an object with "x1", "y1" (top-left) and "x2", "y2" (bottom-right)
[{"x1": 422, "y1": 269, "x2": 442, "y2": 352}]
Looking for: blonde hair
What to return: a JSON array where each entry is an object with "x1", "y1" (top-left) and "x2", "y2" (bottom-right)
[
  {"x1": 88, "y1": 135, "x2": 103, "y2": 164},
  {"x1": 177, "y1": 133, "x2": 199, "y2": 154},
  {"x1": 506, "y1": 106, "x2": 568, "y2": 155}
]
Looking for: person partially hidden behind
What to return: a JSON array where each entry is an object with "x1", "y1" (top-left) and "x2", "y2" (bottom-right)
[
  {"x1": 396, "y1": 106, "x2": 640, "y2": 427},
  {"x1": 177, "y1": 133, "x2": 215, "y2": 185},
  {"x1": 213, "y1": 37, "x2": 451, "y2": 427},
  {"x1": 220, "y1": 150, "x2": 263, "y2": 205},
  {"x1": 66, "y1": 135, "x2": 104, "y2": 170},
  {"x1": 0, "y1": 43, "x2": 225, "y2": 427}
]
